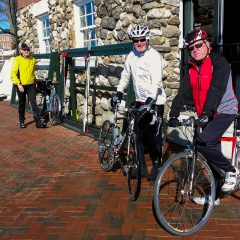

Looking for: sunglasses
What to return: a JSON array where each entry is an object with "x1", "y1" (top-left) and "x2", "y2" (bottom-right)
[
  {"x1": 187, "y1": 42, "x2": 204, "y2": 51},
  {"x1": 133, "y1": 38, "x2": 146, "y2": 43},
  {"x1": 22, "y1": 48, "x2": 30, "y2": 51}
]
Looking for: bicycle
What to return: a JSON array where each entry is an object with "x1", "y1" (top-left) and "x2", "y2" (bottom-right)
[
  {"x1": 153, "y1": 115, "x2": 240, "y2": 236},
  {"x1": 98, "y1": 103, "x2": 159, "y2": 201},
  {"x1": 36, "y1": 78, "x2": 62, "y2": 126}
]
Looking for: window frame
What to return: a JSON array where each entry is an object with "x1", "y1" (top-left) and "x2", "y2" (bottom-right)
[
  {"x1": 37, "y1": 14, "x2": 51, "y2": 53},
  {"x1": 72, "y1": 0, "x2": 97, "y2": 48}
]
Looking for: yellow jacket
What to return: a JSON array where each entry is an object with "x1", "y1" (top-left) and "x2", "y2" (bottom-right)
[{"x1": 10, "y1": 55, "x2": 36, "y2": 86}]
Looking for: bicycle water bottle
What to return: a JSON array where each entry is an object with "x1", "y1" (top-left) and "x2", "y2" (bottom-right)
[
  {"x1": 46, "y1": 95, "x2": 50, "y2": 110},
  {"x1": 113, "y1": 126, "x2": 120, "y2": 153}
]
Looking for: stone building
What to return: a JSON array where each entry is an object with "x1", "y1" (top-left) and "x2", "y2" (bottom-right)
[{"x1": 14, "y1": 0, "x2": 240, "y2": 128}]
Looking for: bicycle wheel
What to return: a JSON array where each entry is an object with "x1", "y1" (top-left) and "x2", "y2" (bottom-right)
[
  {"x1": 98, "y1": 120, "x2": 114, "y2": 172},
  {"x1": 36, "y1": 93, "x2": 45, "y2": 118},
  {"x1": 154, "y1": 151, "x2": 215, "y2": 236},
  {"x1": 49, "y1": 95, "x2": 60, "y2": 125},
  {"x1": 126, "y1": 133, "x2": 141, "y2": 201}
]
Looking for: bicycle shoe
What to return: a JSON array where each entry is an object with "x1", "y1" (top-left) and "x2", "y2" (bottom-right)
[
  {"x1": 36, "y1": 121, "x2": 47, "y2": 128},
  {"x1": 20, "y1": 122, "x2": 26, "y2": 128},
  {"x1": 193, "y1": 196, "x2": 220, "y2": 206},
  {"x1": 221, "y1": 167, "x2": 238, "y2": 192},
  {"x1": 147, "y1": 163, "x2": 160, "y2": 181}
]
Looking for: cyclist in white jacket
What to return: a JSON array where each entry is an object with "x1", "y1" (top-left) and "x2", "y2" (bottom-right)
[{"x1": 111, "y1": 24, "x2": 166, "y2": 180}]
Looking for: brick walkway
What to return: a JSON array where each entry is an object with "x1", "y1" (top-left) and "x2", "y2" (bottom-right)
[{"x1": 0, "y1": 100, "x2": 240, "y2": 240}]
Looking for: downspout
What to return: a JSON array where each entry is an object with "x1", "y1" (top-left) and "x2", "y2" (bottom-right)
[{"x1": 213, "y1": 0, "x2": 224, "y2": 46}]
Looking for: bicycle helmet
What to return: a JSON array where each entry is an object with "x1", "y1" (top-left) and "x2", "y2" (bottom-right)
[
  {"x1": 183, "y1": 29, "x2": 208, "y2": 47},
  {"x1": 130, "y1": 24, "x2": 150, "y2": 40}
]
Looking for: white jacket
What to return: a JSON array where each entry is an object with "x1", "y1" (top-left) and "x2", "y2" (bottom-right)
[{"x1": 117, "y1": 46, "x2": 166, "y2": 105}]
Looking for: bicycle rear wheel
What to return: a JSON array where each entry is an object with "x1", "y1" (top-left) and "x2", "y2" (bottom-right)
[
  {"x1": 98, "y1": 120, "x2": 114, "y2": 172},
  {"x1": 154, "y1": 152, "x2": 215, "y2": 236},
  {"x1": 49, "y1": 95, "x2": 61, "y2": 125},
  {"x1": 127, "y1": 133, "x2": 141, "y2": 201}
]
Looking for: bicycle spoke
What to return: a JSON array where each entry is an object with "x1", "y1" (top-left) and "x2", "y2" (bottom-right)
[{"x1": 154, "y1": 152, "x2": 215, "y2": 236}]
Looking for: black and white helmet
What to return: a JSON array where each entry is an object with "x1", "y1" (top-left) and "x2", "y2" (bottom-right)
[{"x1": 130, "y1": 24, "x2": 150, "y2": 39}]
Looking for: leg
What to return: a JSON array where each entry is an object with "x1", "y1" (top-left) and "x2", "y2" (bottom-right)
[
  {"x1": 197, "y1": 114, "x2": 236, "y2": 172},
  {"x1": 16, "y1": 85, "x2": 26, "y2": 123},
  {"x1": 148, "y1": 104, "x2": 164, "y2": 181},
  {"x1": 196, "y1": 113, "x2": 236, "y2": 192},
  {"x1": 134, "y1": 103, "x2": 149, "y2": 177},
  {"x1": 27, "y1": 84, "x2": 46, "y2": 128}
]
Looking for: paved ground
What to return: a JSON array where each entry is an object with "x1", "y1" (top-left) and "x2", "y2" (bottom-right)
[{"x1": 1, "y1": 100, "x2": 240, "y2": 240}]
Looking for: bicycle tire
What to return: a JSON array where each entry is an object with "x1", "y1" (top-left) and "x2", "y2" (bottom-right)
[
  {"x1": 127, "y1": 133, "x2": 141, "y2": 201},
  {"x1": 154, "y1": 151, "x2": 215, "y2": 236},
  {"x1": 49, "y1": 95, "x2": 61, "y2": 125},
  {"x1": 98, "y1": 120, "x2": 114, "y2": 172}
]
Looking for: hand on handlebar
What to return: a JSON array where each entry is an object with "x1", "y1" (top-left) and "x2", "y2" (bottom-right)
[
  {"x1": 138, "y1": 97, "x2": 154, "y2": 114},
  {"x1": 168, "y1": 117, "x2": 180, "y2": 127},
  {"x1": 194, "y1": 116, "x2": 208, "y2": 127},
  {"x1": 110, "y1": 91, "x2": 123, "y2": 107}
]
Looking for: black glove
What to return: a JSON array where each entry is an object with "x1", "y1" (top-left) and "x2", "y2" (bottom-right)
[
  {"x1": 168, "y1": 117, "x2": 180, "y2": 127},
  {"x1": 195, "y1": 116, "x2": 208, "y2": 127},
  {"x1": 138, "y1": 97, "x2": 154, "y2": 113},
  {"x1": 110, "y1": 91, "x2": 123, "y2": 107}
]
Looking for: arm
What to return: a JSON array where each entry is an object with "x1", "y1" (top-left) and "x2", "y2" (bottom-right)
[
  {"x1": 117, "y1": 54, "x2": 132, "y2": 93},
  {"x1": 148, "y1": 50, "x2": 163, "y2": 100},
  {"x1": 202, "y1": 53, "x2": 231, "y2": 117},
  {"x1": 169, "y1": 68, "x2": 192, "y2": 118},
  {"x1": 10, "y1": 57, "x2": 21, "y2": 86}
]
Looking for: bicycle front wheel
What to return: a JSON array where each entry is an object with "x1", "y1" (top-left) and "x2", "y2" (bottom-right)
[
  {"x1": 98, "y1": 120, "x2": 114, "y2": 172},
  {"x1": 49, "y1": 95, "x2": 61, "y2": 125},
  {"x1": 127, "y1": 133, "x2": 141, "y2": 201},
  {"x1": 154, "y1": 152, "x2": 215, "y2": 236}
]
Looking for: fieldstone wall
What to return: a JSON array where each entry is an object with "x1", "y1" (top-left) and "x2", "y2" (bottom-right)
[{"x1": 16, "y1": 0, "x2": 215, "y2": 126}]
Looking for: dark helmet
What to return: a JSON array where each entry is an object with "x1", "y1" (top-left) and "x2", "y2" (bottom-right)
[
  {"x1": 183, "y1": 29, "x2": 208, "y2": 47},
  {"x1": 130, "y1": 24, "x2": 150, "y2": 39}
]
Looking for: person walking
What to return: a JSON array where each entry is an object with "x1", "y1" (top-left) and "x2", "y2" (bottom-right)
[
  {"x1": 168, "y1": 29, "x2": 238, "y2": 205},
  {"x1": 111, "y1": 24, "x2": 166, "y2": 181},
  {"x1": 10, "y1": 43, "x2": 46, "y2": 128}
]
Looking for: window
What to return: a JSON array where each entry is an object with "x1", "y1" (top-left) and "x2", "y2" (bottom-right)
[
  {"x1": 2, "y1": 36, "x2": 5, "y2": 41},
  {"x1": 79, "y1": 1, "x2": 97, "y2": 47},
  {"x1": 6, "y1": 36, "x2": 9, "y2": 41},
  {"x1": 73, "y1": 0, "x2": 97, "y2": 48},
  {"x1": 41, "y1": 17, "x2": 51, "y2": 53}
]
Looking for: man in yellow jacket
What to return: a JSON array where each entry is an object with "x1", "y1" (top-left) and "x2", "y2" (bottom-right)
[{"x1": 10, "y1": 43, "x2": 46, "y2": 128}]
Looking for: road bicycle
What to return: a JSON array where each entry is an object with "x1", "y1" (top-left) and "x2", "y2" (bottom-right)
[
  {"x1": 36, "y1": 78, "x2": 62, "y2": 126},
  {"x1": 98, "y1": 103, "x2": 160, "y2": 201},
  {"x1": 153, "y1": 115, "x2": 240, "y2": 236}
]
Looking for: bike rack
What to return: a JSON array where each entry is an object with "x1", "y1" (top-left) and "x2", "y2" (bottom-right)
[{"x1": 60, "y1": 42, "x2": 135, "y2": 138}]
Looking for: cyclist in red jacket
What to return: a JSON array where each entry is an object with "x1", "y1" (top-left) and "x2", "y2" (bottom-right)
[{"x1": 168, "y1": 29, "x2": 238, "y2": 206}]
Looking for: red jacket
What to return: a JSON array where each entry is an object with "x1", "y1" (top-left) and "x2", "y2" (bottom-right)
[{"x1": 189, "y1": 56, "x2": 212, "y2": 117}]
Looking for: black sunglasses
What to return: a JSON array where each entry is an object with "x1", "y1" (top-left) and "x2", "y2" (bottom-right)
[
  {"x1": 187, "y1": 42, "x2": 204, "y2": 52},
  {"x1": 133, "y1": 38, "x2": 146, "y2": 43},
  {"x1": 22, "y1": 48, "x2": 30, "y2": 51}
]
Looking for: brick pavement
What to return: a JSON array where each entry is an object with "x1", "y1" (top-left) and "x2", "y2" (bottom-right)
[{"x1": 1, "y1": 100, "x2": 240, "y2": 240}]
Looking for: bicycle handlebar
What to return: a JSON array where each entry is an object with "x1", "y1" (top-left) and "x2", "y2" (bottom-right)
[{"x1": 167, "y1": 116, "x2": 208, "y2": 143}]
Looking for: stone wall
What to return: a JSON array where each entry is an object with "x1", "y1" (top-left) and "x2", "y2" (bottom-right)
[{"x1": 16, "y1": 0, "x2": 215, "y2": 126}]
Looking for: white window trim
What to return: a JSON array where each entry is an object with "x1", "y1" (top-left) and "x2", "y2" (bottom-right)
[
  {"x1": 71, "y1": 0, "x2": 97, "y2": 68},
  {"x1": 72, "y1": 0, "x2": 97, "y2": 49}
]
